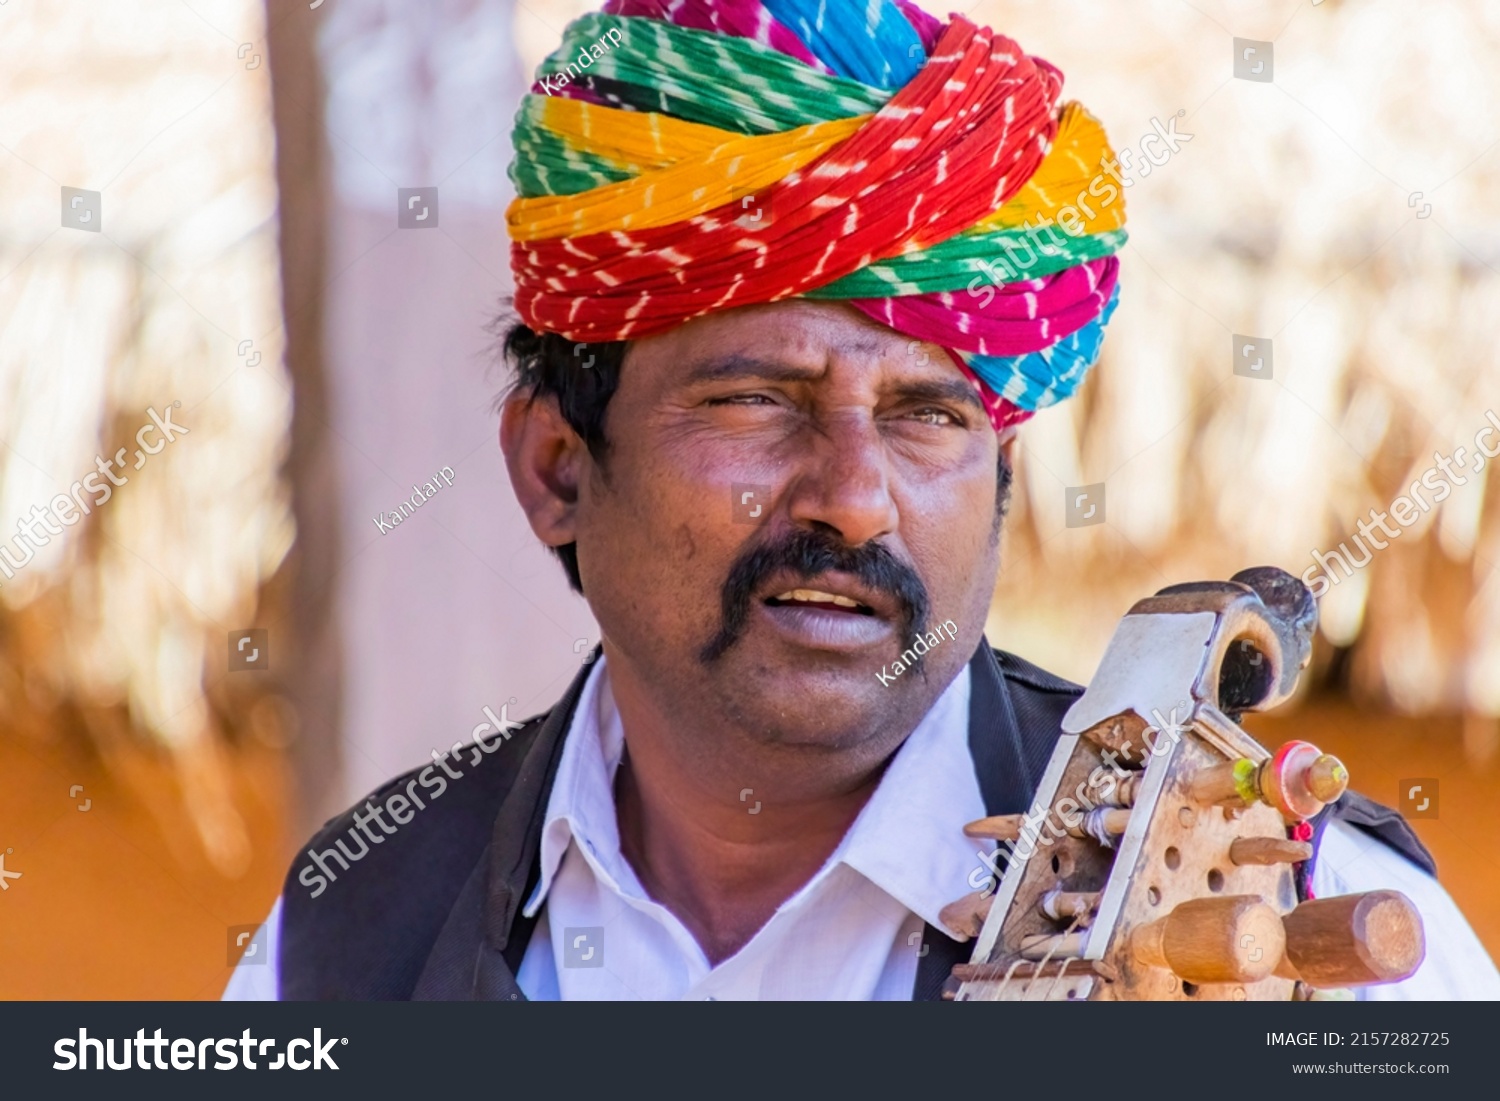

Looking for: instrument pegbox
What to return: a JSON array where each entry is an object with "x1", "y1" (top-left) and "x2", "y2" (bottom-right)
[{"x1": 949, "y1": 568, "x2": 1425, "y2": 1002}]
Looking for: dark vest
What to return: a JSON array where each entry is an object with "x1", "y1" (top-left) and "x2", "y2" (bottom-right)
[{"x1": 279, "y1": 641, "x2": 1433, "y2": 1000}]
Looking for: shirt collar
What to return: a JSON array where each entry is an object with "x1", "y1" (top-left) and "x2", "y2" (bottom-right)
[
  {"x1": 833, "y1": 667, "x2": 991, "y2": 933},
  {"x1": 522, "y1": 652, "x2": 624, "y2": 918},
  {"x1": 522, "y1": 655, "x2": 991, "y2": 938}
]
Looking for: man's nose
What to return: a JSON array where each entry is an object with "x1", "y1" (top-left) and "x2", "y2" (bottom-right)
[{"x1": 784, "y1": 413, "x2": 899, "y2": 547}]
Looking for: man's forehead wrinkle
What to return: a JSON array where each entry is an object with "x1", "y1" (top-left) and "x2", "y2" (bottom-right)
[
  {"x1": 682, "y1": 352, "x2": 825, "y2": 385},
  {"x1": 835, "y1": 332, "x2": 899, "y2": 360}
]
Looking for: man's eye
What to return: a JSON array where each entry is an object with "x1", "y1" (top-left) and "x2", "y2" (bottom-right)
[
  {"x1": 709, "y1": 394, "x2": 777, "y2": 406},
  {"x1": 908, "y1": 407, "x2": 960, "y2": 427}
]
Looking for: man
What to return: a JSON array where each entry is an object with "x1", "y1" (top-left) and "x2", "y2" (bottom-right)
[{"x1": 227, "y1": 0, "x2": 1497, "y2": 1000}]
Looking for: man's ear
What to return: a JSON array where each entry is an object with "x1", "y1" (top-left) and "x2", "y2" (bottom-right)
[
  {"x1": 500, "y1": 394, "x2": 585, "y2": 550},
  {"x1": 998, "y1": 424, "x2": 1019, "y2": 469}
]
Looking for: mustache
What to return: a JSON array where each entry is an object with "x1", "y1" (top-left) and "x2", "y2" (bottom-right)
[{"x1": 699, "y1": 527, "x2": 931, "y2": 664}]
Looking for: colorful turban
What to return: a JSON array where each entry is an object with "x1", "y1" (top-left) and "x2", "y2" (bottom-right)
[{"x1": 506, "y1": 0, "x2": 1127, "y2": 432}]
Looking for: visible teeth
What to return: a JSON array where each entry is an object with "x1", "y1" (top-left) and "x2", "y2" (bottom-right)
[{"x1": 773, "y1": 588, "x2": 862, "y2": 608}]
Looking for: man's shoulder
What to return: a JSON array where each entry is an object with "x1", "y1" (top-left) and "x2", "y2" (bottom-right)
[
  {"x1": 278, "y1": 708, "x2": 554, "y2": 999},
  {"x1": 305, "y1": 709, "x2": 551, "y2": 859},
  {"x1": 991, "y1": 647, "x2": 1083, "y2": 699}
]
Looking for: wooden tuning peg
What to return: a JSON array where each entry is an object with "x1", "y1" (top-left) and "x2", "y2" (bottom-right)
[
  {"x1": 964, "y1": 808, "x2": 1132, "y2": 843},
  {"x1": 1275, "y1": 891, "x2": 1425, "y2": 987},
  {"x1": 1185, "y1": 740, "x2": 1348, "y2": 822},
  {"x1": 1128, "y1": 896, "x2": 1286, "y2": 984},
  {"x1": 1040, "y1": 888, "x2": 1100, "y2": 921},
  {"x1": 939, "y1": 890, "x2": 995, "y2": 940},
  {"x1": 1229, "y1": 837, "x2": 1314, "y2": 866}
]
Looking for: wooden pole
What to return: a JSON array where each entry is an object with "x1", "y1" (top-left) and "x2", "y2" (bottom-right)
[{"x1": 264, "y1": 0, "x2": 344, "y2": 834}]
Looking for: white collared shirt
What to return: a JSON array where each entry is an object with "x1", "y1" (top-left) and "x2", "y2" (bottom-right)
[
  {"x1": 512, "y1": 655, "x2": 989, "y2": 1000},
  {"x1": 225, "y1": 657, "x2": 1500, "y2": 1001}
]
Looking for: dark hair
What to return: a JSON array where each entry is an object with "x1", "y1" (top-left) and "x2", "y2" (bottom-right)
[{"x1": 497, "y1": 318, "x2": 1013, "y2": 595}]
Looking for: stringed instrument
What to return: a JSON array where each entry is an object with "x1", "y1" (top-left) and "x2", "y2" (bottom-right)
[{"x1": 944, "y1": 567, "x2": 1426, "y2": 1001}]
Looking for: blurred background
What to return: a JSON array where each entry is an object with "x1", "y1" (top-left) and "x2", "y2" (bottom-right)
[{"x1": 0, "y1": 0, "x2": 1496, "y2": 998}]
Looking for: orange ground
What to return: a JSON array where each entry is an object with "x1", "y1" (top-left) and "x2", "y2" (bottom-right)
[{"x1": 0, "y1": 732, "x2": 292, "y2": 1000}]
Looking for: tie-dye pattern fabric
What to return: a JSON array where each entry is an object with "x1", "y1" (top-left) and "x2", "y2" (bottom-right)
[{"x1": 508, "y1": 0, "x2": 1128, "y2": 430}]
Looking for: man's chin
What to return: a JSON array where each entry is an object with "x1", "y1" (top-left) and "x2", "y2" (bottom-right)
[{"x1": 707, "y1": 628, "x2": 939, "y2": 750}]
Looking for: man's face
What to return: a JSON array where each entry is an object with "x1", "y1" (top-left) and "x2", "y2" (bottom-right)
[{"x1": 567, "y1": 301, "x2": 1007, "y2": 757}]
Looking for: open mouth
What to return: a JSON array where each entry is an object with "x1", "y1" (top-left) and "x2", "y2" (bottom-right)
[
  {"x1": 710, "y1": 571, "x2": 906, "y2": 658},
  {"x1": 765, "y1": 588, "x2": 877, "y2": 616}
]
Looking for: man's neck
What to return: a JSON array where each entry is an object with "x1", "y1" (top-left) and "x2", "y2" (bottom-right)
[
  {"x1": 613, "y1": 734, "x2": 888, "y2": 966},
  {"x1": 600, "y1": 644, "x2": 961, "y2": 965}
]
